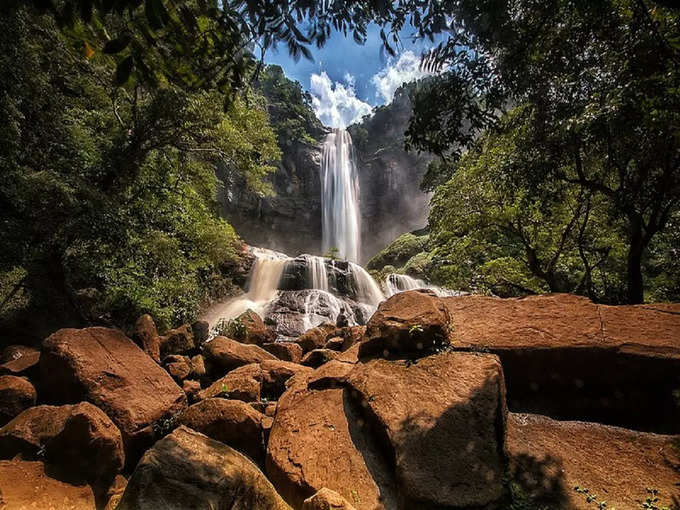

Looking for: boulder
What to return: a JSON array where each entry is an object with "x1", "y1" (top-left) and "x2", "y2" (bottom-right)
[
  {"x1": 0, "y1": 402, "x2": 124, "y2": 489},
  {"x1": 189, "y1": 354, "x2": 206, "y2": 379},
  {"x1": 236, "y1": 309, "x2": 276, "y2": 345},
  {"x1": 0, "y1": 460, "x2": 96, "y2": 509},
  {"x1": 301, "y1": 348, "x2": 340, "y2": 368},
  {"x1": 198, "y1": 364, "x2": 262, "y2": 402},
  {"x1": 296, "y1": 326, "x2": 331, "y2": 353},
  {"x1": 324, "y1": 337, "x2": 345, "y2": 351},
  {"x1": 507, "y1": 412, "x2": 680, "y2": 509},
  {"x1": 131, "y1": 314, "x2": 160, "y2": 363},
  {"x1": 303, "y1": 488, "x2": 357, "y2": 510},
  {"x1": 40, "y1": 327, "x2": 187, "y2": 466},
  {"x1": 178, "y1": 398, "x2": 266, "y2": 464},
  {"x1": 443, "y1": 294, "x2": 680, "y2": 432},
  {"x1": 182, "y1": 380, "x2": 201, "y2": 402},
  {"x1": 191, "y1": 319, "x2": 210, "y2": 346},
  {"x1": 203, "y1": 336, "x2": 277, "y2": 375},
  {"x1": 258, "y1": 360, "x2": 312, "y2": 399},
  {"x1": 0, "y1": 375, "x2": 36, "y2": 426},
  {"x1": 116, "y1": 426, "x2": 290, "y2": 510},
  {"x1": 0, "y1": 345, "x2": 40, "y2": 378},
  {"x1": 359, "y1": 290, "x2": 452, "y2": 359},
  {"x1": 163, "y1": 355, "x2": 192, "y2": 382},
  {"x1": 346, "y1": 352, "x2": 508, "y2": 508},
  {"x1": 266, "y1": 375, "x2": 397, "y2": 509},
  {"x1": 103, "y1": 474, "x2": 127, "y2": 510},
  {"x1": 159, "y1": 324, "x2": 196, "y2": 358},
  {"x1": 263, "y1": 342, "x2": 303, "y2": 364}
]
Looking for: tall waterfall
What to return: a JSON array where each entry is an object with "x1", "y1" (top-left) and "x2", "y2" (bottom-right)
[{"x1": 321, "y1": 129, "x2": 361, "y2": 263}]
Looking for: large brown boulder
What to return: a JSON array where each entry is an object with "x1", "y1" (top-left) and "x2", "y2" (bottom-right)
[
  {"x1": 443, "y1": 294, "x2": 680, "y2": 432},
  {"x1": 0, "y1": 459, "x2": 96, "y2": 509},
  {"x1": 203, "y1": 336, "x2": 277, "y2": 375},
  {"x1": 507, "y1": 412, "x2": 680, "y2": 509},
  {"x1": 162, "y1": 354, "x2": 193, "y2": 382},
  {"x1": 295, "y1": 326, "x2": 331, "y2": 353},
  {"x1": 346, "y1": 352, "x2": 508, "y2": 508},
  {"x1": 359, "y1": 290, "x2": 452, "y2": 359},
  {"x1": 159, "y1": 324, "x2": 196, "y2": 358},
  {"x1": 236, "y1": 309, "x2": 277, "y2": 345},
  {"x1": 302, "y1": 488, "x2": 357, "y2": 510},
  {"x1": 266, "y1": 373, "x2": 398, "y2": 509},
  {"x1": 0, "y1": 345, "x2": 40, "y2": 378},
  {"x1": 178, "y1": 398, "x2": 267, "y2": 464},
  {"x1": 0, "y1": 402, "x2": 124, "y2": 489},
  {"x1": 263, "y1": 342, "x2": 303, "y2": 363},
  {"x1": 0, "y1": 375, "x2": 36, "y2": 426},
  {"x1": 40, "y1": 327, "x2": 187, "y2": 466},
  {"x1": 116, "y1": 426, "x2": 290, "y2": 510},
  {"x1": 131, "y1": 314, "x2": 161, "y2": 363}
]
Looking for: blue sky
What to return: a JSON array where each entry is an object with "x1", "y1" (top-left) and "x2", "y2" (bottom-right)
[{"x1": 265, "y1": 23, "x2": 444, "y2": 128}]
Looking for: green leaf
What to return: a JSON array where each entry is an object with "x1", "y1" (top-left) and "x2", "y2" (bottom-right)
[
  {"x1": 102, "y1": 35, "x2": 131, "y2": 54},
  {"x1": 145, "y1": 0, "x2": 169, "y2": 30},
  {"x1": 115, "y1": 55, "x2": 134, "y2": 85}
]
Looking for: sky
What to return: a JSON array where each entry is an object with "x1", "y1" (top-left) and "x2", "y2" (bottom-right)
[{"x1": 264, "y1": 23, "x2": 444, "y2": 128}]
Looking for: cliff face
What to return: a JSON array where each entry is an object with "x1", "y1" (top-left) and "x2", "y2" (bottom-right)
[{"x1": 218, "y1": 67, "x2": 431, "y2": 261}]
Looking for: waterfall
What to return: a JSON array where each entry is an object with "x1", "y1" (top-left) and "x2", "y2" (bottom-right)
[
  {"x1": 348, "y1": 262, "x2": 385, "y2": 306},
  {"x1": 202, "y1": 247, "x2": 289, "y2": 328},
  {"x1": 385, "y1": 273, "x2": 461, "y2": 298},
  {"x1": 302, "y1": 255, "x2": 329, "y2": 292},
  {"x1": 321, "y1": 128, "x2": 361, "y2": 263}
]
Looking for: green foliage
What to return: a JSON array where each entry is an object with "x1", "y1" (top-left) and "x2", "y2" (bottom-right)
[
  {"x1": 367, "y1": 232, "x2": 429, "y2": 271},
  {"x1": 215, "y1": 316, "x2": 247, "y2": 340},
  {"x1": 0, "y1": 8, "x2": 280, "y2": 331},
  {"x1": 323, "y1": 247, "x2": 340, "y2": 261}
]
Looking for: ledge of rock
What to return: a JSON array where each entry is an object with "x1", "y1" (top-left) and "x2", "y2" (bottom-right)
[
  {"x1": 40, "y1": 327, "x2": 187, "y2": 466},
  {"x1": 203, "y1": 336, "x2": 277, "y2": 375},
  {"x1": 507, "y1": 412, "x2": 680, "y2": 509},
  {"x1": 116, "y1": 425, "x2": 290, "y2": 510}
]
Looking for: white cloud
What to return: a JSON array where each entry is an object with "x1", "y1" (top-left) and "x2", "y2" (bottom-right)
[
  {"x1": 310, "y1": 72, "x2": 372, "y2": 128},
  {"x1": 371, "y1": 50, "x2": 436, "y2": 104}
]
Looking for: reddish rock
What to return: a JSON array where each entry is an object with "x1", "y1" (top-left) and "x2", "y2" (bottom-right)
[
  {"x1": 40, "y1": 327, "x2": 187, "y2": 466},
  {"x1": 0, "y1": 459, "x2": 96, "y2": 509},
  {"x1": 359, "y1": 290, "x2": 452, "y2": 359},
  {"x1": 203, "y1": 336, "x2": 277, "y2": 374},
  {"x1": 117, "y1": 426, "x2": 290, "y2": 510},
  {"x1": 266, "y1": 376, "x2": 397, "y2": 509},
  {"x1": 301, "y1": 348, "x2": 340, "y2": 368},
  {"x1": 182, "y1": 380, "x2": 201, "y2": 402},
  {"x1": 198, "y1": 364, "x2": 262, "y2": 402},
  {"x1": 296, "y1": 327, "x2": 330, "y2": 353},
  {"x1": 190, "y1": 354, "x2": 206, "y2": 379},
  {"x1": 507, "y1": 413, "x2": 680, "y2": 509},
  {"x1": 303, "y1": 488, "x2": 357, "y2": 510},
  {"x1": 131, "y1": 314, "x2": 160, "y2": 363},
  {"x1": 259, "y1": 360, "x2": 312, "y2": 399},
  {"x1": 307, "y1": 360, "x2": 354, "y2": 390},
  {"x1": 0, "y1": 402, "x2": 125, "y2": 489},
  {"x1": 236, "y1": 309, "x2": 276, "y2": 345},
  {"x1": 0, "y1": 375, "x2": 36, "y2": 426},
  {"x1": 103, "y1": 474, "x2": 127, "y2": 510},
  {"x1": 263, "y1": 342, "x2": 303, "y2": 363},
  {"x1": 163, "y1": 354, "x2": 192, "y2": 382},
  {"x1": 346, "y1": 352, "x2": 508, "y2": 508},
  {"x1": 179, "y1": 398, "x2": 266, "y2": 464},
  {"x1": 340, "y1": 325, "x2": 365, "y2": 351},
  {"x1": 0, "y1": 345, "x2": 40, "y2": 378},
  {"x1": 159, "y1": 324, "x2": 196, "y2": 358}
]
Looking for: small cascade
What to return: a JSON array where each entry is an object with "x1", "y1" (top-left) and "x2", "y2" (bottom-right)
[
  {"x1": 385, "y1": 273, "x2": 461, "y2": 298},
  {"x1": 348, "y1": 262, "x2": 385, "y2": 306},
  {"x1": 321, "y1": 129, "x2": 361, "y2": 263},
  {"x1": 302, "y1": 255, "x2": 329, "y2": 293}
]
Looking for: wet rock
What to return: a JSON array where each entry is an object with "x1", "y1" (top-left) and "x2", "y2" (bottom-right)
[
  {"x1": 0, "y1": 375, "x2": 36, "y2": 426},
  {"x1": 0, "y1": 459, "x2": 96, "y2": 509},
  {"x1": 0, "y1": 402, "x2": 124, "y2": 491},
  {"x1": 117, "y1": 426, "x2": 290, "y2": 510},
  {"x1": 359, "y1": 290, "x2": 451, "y2": 359},
  {"x1": 178, "y1": 398, "x2": 266, "y2": 464},
  {"x1": 507, "y1": 412, "x2": 680, "y2": 509},
  {"x1": 203, "y1": 336, "x2": 277, "y2": 375},
  {"x1": 40, "y1": 327, "x2": 187, "y2": 467},
  {"x1": 263, "y1": 342, "x2": 303, "y2": 363},
  {"x1": 301, "y1": 348, "x2": 340, "y2": 368},
  {"x1": 131, "y1": 315, "x2": 160, "y2": 363},
  {"x1": 346, "y1": 352, "x2": 508, "y2": 508},
  {"x1": 302, "y1": 488, "x2": 357, "y2": 510}
]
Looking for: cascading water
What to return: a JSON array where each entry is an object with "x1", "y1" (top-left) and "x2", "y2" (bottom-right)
[
  {"x1": 302, "y1": 255, "x2": 329, "y2": 293},
  {"x1": 321, "y1": 129, "x2": 361, "y2": 263},
  {"x1": 385, "y1": 273, "x2": 462, "y2": 298}
]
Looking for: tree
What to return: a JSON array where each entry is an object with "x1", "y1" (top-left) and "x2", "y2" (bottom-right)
[{"x1": 407, "y1": 0, "x2": 680, "y2": 303}]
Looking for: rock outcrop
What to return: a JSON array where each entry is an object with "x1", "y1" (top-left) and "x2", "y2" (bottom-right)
[
  {"x1": 117, "y1": 426, "x2": 290, "y2": 510},
  {"x1": 0, "y1": 375, "x2": 36, "y2": 426},
  {"x1": 203, "y1": 336, "x2": 277, "y2": 374},
  {"x1": 40, "y1": 327, "x2": 187, "y2": 466}
]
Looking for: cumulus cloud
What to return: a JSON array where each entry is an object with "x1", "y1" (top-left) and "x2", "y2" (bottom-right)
[
  {"x1": 371, "y1": 50, "x2": 436, "y2": 104},
  {"x1": 310, "y1": 72, "x2": 372, "y2": 128}
]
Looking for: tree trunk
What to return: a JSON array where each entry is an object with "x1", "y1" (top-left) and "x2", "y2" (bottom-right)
[{"x1": 627, "y1": 219, "x2": 645, "y2": 304}]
